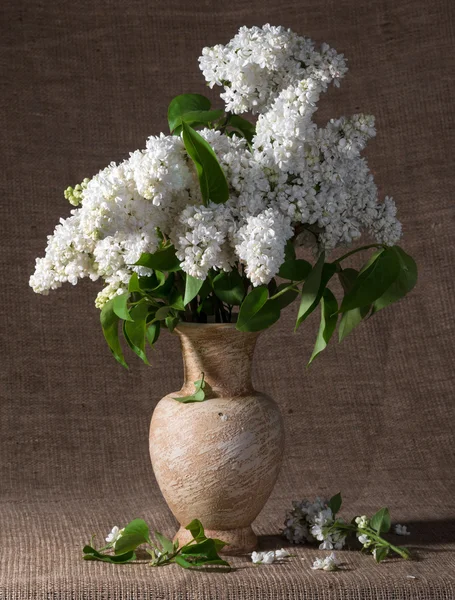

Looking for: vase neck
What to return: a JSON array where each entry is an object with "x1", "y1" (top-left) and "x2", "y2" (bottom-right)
[{"x1": 176, "y1": 324, "x2": 260, "y2": 398}]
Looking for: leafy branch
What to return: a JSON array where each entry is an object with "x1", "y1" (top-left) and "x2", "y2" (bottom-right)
[{"x1": 83, "y1": 518, "x2": 230, "y2": 570}]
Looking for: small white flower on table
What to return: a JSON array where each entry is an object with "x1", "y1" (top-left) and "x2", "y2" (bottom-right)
[
  {"x1": 105, "y1": 526, "x2": 123, "y2": 544},
  {"x1": 394, "y1": 524, "x2": 410, "y2": 536},
  {"x1": 251, "y1": 548, "x2": 291, "y2": 564},
  {"x1": 311, "y1": 552, "x2": 340, "y2": 571}
]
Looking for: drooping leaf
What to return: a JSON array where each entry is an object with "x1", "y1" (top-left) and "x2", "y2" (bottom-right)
[
  {"x1": 278, "y1": 258, "x2": 311, "y2": 281},
  {"x1": 165, "y1": 314, "x2": 180, "y2": 333},
  {"x1": 227, "y1": 115, "x2": 256, "y2": 144},
  {"x1": 112, "y1": 292, "x2": 134, "y2": 322},
  {"x1": 370, "y1": 508, "x2": 391, "y2": 534},
  {"x1": 181, "y1": 122, "x2": 230, "y2": 205},
  {"x1": 169, "y1": 288, "x2": 185, "y2": 311},
  {"x1": 337, "y1": 269, "x2": 370, "y2": 341},
  {"x1": 212, "y1": 270, "x2": 245, "y2": 305},
  {"x1": 135, "y1": 245, "x2": 181, "y2": 272},
  {"x1": 145, "y1": 321, "x2": 160, "y2": 347},
  {"x1": 184, "y1": 274, "x2": 205, "y2": 306},
  {"x1": 238, "y1": 298, "x2": 281, "y2": 332},
  {"x1": 308, "y1": 288, "x2": 338, "y2": 364},
  {"x1": 154, "y1": 306, "x2": 171, "y2": 321},
  {"x1": 82, "y1": 545, "x2": 136, "y2": 563},
  {"x1": 173, "y1": 374, "x2": 207, "y2": 403},
  {"x1": 168, "y1": 93, "x2": 211, "y2": 133},
  {"x1": 295, "y1": 253, "x2": 331, "y2": 330},
  {"x1": 340, "y1": 248, "x2": 401, "y2": 312},
  {"x1": 328, "y1": 492, "x2": 342, "y2": 517},
  {"x1": 372, "y1": 246, "x2": 417, "y2": 314},
  {"x1": 100, "y1": 298, "x2": 128, "y2": 368},
  {"x1": 185, "y1": 519, "x2": 205, "y2": 541},
  {"x1": 123, "y1": 302, "x2": 150, "y2": 364}
]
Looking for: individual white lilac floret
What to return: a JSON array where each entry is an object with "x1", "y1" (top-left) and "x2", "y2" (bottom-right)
[{"x1": 394, "y1": 524, "x2": 411, "y2": 536}]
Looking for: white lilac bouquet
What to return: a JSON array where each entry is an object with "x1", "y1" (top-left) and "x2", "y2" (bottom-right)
[
  {"x1": 30, "y1": 25, "x2": 417, "y2": 367},
  {"x1": 283, "y1": 493, "x2": 411, "y2": 563}
]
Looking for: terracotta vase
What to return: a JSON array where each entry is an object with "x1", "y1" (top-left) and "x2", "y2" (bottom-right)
[{"x1": 149, "y1": 323, "x2": 285, "y2": 554}]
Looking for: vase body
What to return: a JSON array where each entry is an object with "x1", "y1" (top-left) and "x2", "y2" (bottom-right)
[{"x1": 149, "y1": 323, "x2": 284, "y2": 554}]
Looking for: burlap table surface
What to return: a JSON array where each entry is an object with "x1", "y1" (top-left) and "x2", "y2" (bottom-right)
[{"x1": 1, "y1": 0, "x2": 454, "y2": 598}]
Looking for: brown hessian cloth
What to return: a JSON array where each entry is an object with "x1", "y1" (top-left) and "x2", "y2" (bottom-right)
[{"x1": 1, "y1": 0, "x2": 454, "y2": 598}]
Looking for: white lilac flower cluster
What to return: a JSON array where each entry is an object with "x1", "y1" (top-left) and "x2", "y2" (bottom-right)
[
  {"x1": 311, "y1": 552, "x2": 341, "y2": 571},
  {"x1": 283, "y1": 498, "x2": 346, "y2": 550},
  {"x1": 30, "y1": 25, "x2": 401, "y2": 307},
  {"x1": 251, "y1": 548, "x2": 290, "y2": 564}
]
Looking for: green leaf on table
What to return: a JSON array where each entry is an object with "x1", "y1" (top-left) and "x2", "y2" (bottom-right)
[
  {"x1": 370, "y1": 508, "x2": 391, "y2": 534},
  {"x1": 212, "y1": 269, "x2": 245, "y2": 305},
  {"x1": 328, "y1": 492, "x2": 342, "y2": 516},
  {"x1": 227, "y1": 115, "x2": 256, "y2": 144},
  {"x1": 184, "y1": 274, "x2": 205, "y2": 306},
  {"x1": 181, "y1": 122, "x2": 229, "y2": 205},
  {"x1": 373, "y1": 546, "x2": 389, "y2": 563},
  {"x1": 308, "y1": 288, "x2": 338, "y2": 364},
  {"x1": 155, "y1": 532, "x2": 175, "y2": 555},
  {"x1": 123, "y1": 302, "x2": 150, "y2": 365},
  {"x1": 168, "y1": 94, "x2": 212, "y2": 133},
  {"x1": 114, "y1": 519, "x2": 151, "y2": 555},
  {"x1": 185, "y1": 519, "x2": 205, "y2": 541},
  {"x1": 371, "y1": 246, "x2": 417, "y2": 314},
  {"x1": 278, "y1": 258, "x2": 311, "y2": 281},
  {"x1": 173, "y1": 374, "x2": 207, "y2": 403},
  {"x1": 135, "y1": 245, "x2": 181, "y2": 272},
  {"x1": 340, "y1": 248, "x2": 401, "y2": 312},
  {"x1": 100, "y1": 298, "x2": 128, "y2": 368},
  {"x1": 83, "y1": 545, "x2": 136, "y2": 563},
  {"x1": 112, "y1": 292, "x2": 133, "y2": 322},
  {"x1": 337, "y1": 269, "x2": 370, "y2": 341}
]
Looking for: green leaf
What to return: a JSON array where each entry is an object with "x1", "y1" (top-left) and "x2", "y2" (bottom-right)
[
  {"x1": 165, "y1": 315, "x2": 180, "y2": 333},
  {"x1": 272, "y1": 284, "x2": 298, "y2": 310},
  {"x1": 308, "y1": 288, "x2": 338, "y2": 364},
  {"x1": 284, "y1": 240, "x2": 296, "y2": 261},
  {"x1": 128, "y1": 272, "x2": 141, "y2": 294},
  {"x1": 340, "y1": 248, "x2": 401, "y2": 312},
  {"x1": 180, "y1": 538, "x2": 229, "y2": 566},
  {"x1": 135, "y1": 245, "x2": 181, "y2": 272},
  {"x1": 168, "y1": 93, "x2": 212, "y2": 133},
  {"x1": 337, "y1": 269, "x2": 370, "y2": 341},
  {"x1": 370, "y1": 508, "x2": 391, "y2": 534},
  {"x1": 146, "y1": 322, "x2": 160, "y2": 347},
  {"x1": 112, "y1": 292, "x2": 133, "y2": 322},
  {"x1": 123, "y1": 302, "x2": 150, "y2": 365},
  {"x1": 100, "y1": 298, "x2": 128, "y2": 368},
  {"x1": 173, "y1": 555, "x2": 194, "y2": 568},
  {"x1": 212, "y1": 270, "x2": 245, "y2": 305},
  {"x1": 278, "y1": 258, "x2": 311, "y2": 281},
  {"x1": 374, "y1": 546, "x2": 389, "y2": 563},
  {"x1": 172, "y1": 109, "x2": 224, "y2": 133},
  {"x1": 236, "y1": 286, "x2": 268, "y2": 331},
  {"x1": 185, "y1": 519, "x2": 205, "y2": 541},
  {"x1": 184, "y1": 274, "x2": 205, "y2": 306},
  {"x1": 372, "y1": 247, "x2": 417, "y2": 314},
  {"x1": 328, "y1": 492, "x2": 342, "y2": 516},
  {"x1": 227, "y1": 115, "x2": 256, "y2": 144},
  {"x1": 82, "y1": 545, "x2": 136, "y2": 563},
  {"x1": 238, "y1": 299, "x2": 281, "y2": 332},
  {"x1": 154, "y1": 305, "x2": 171, "y2": 321},
  {"x1": 155, "y1": 532, "x2": 175, "y2": 555},
  {"x1": 169, "y1": 288, "x2": 185, "y2": 311},
  {"x1": 173, "y1": 374, "x2": 207, "y2": 403},
  {"x1": 181, "y1": 122, "x2": 230, "y2": 205},
  {"x1": 114, "y1": 519, "x2": 150, "y2": 555},
  {"x1": 295, "y1": 253, "x2": 328, "y2": 330}
]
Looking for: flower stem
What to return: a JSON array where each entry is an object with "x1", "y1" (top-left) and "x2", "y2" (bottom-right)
[{"x1": 334, "y1": 244, "x2": 384, "y2": 264}]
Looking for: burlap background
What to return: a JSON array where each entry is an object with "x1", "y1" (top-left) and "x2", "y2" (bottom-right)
[{"x1": 1, "y1": 0, "x2": 454, "y2": 598}]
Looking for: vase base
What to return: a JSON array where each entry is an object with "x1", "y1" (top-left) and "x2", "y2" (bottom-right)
[{"x1": 174, "y1": 525, "x2": 257, "y2": 555}]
